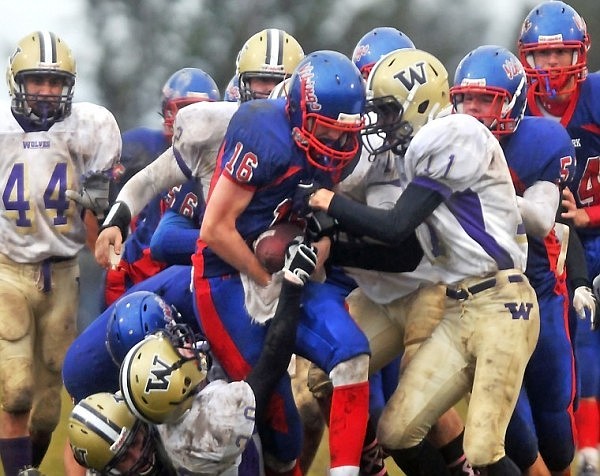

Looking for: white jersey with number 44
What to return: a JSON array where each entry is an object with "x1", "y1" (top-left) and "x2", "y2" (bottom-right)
[{"x1": 0, "y1": 102, "x2": 120, "y2": 263}]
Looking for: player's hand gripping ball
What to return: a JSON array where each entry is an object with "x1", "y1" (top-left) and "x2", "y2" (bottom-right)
[{"x1": 253, "y1": 222, "x2": 305, "y2": 273}]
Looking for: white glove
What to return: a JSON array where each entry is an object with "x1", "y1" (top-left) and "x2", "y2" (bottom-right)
[
  {"x1": 65, "y1": 172, "x2": 110, "y2": 219},
  {"x1": 573, "y1": 286, "x2": 598, "y2": 331}
]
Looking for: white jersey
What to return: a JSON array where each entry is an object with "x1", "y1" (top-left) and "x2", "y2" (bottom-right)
[
  {"x1": 0, "y1": 103, "x2": 120, "y2": 262},
  {"x1": 118, "y1": 101, "x2": 238, "y2": 217},
  {"x1": 403, "y1": 113, "x2": 528, "y2": 284},
  {"x1": 157, "y1": 379, "x2": 257, "y2": 475},
  {"x1": 337, "y1": 148, "x2": 441, "y2": 304}
]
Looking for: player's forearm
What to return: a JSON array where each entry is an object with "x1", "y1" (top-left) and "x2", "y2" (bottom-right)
[
  {"x1": 323, "y1": 182, "x2": 442, "y2": 244},
  {"x1": 518, "y1": 181, "x2": 559, "y2": 238},
  {"x1": 150, "y1": 212, "x2": 198, "y2": 265},
  {"x1": 117, "y1": 149, "x2": 187, "y2": 218},
  {"x1": 201, "y1": 222, "x2": 271, "y2": 286},
  {"x1": 247, "y1": 279, "x2": 303, "y2": 421}
]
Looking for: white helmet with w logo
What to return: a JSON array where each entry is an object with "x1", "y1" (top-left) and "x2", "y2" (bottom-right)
[
  {"x1": 363, "y1": 48, "x2": 450, "y2": 155},
  {"x1": 119, "y1": 329, "x2": 207, "y2": 424}
]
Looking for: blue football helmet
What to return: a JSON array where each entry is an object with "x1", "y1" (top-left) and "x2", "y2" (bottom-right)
[
  {"x1": 352, "y1": 27, "x2": 415, "y2": 79},
  {"x1": 106, "y1": 291, "x2": 178, "y2": 366},
  {"x1": 161, "y1": 68, "x2": 220, "y2": 139},
  {"x1": 223, "y1": 73, "x2": 241, "y2": 102},
  {"x1": 287, "y1": 50, "x2": 365, "y2": 174},
  {"x1": 451, "y1": 45, "x2": 527, "y2": 137},
  {"x1": 518, "y1": 1, "x2": 589, "y2": 98}
]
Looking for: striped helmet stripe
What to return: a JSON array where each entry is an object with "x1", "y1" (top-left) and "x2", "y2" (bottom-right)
[
  {"x1": 264, "y1": 29, "x2": 284, "y2": 66},
  {"x1": 37, "y1": 31, "x2": 57, "y2": 63},
  {"x1": 71, "y1": 401, "x2": 122, "y2": 445}
]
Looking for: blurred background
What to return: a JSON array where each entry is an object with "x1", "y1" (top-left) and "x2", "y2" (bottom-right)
[
  {"x1": 0, "y1": 0, "x2": 598, "y2": 132},
  {"x1": 0, "y1": 1, "x2": 598, "y2": 474}
]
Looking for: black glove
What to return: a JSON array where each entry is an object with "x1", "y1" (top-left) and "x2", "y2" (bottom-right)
[
  {"x1": 283, "y1": 239, "x2": 317, "y2": 286},
  {"x1": 306, "y1": 210, "x2": 338, "y2": 243},
  {"x1": 292, "y1": 181, "x2": 320, "y2": 216}
]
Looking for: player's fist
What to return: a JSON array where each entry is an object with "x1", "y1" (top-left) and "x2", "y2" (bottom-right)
[
  {"x1": 293, "y1": 181, "x2": 320, "y2": 216},
  {"x1": 306, "y1": 211, "x2": 338, "y2": 243},
  {"x1": 283, "y1": 239, "x2": 317, "y2": 286},
  {"x1": 66, "y1": 172, "x2": 111, "y2": 218}
]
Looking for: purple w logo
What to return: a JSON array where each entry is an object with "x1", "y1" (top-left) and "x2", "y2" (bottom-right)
[{"x1": 504, "y1": 302, "x2": 533, "y2": 320}]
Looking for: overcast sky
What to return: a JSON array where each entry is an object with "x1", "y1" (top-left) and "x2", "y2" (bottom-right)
[{"x1": 0, "y1": 0, "x2": 552, "y2": 111}]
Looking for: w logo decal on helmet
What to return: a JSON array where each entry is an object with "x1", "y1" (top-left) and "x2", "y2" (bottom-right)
[
  {"x1": 394, "y1": 61, "x2": 427, "y2": 91},
  {"x1": 145, "y1": 355, "x2": 174, "y2": 392}
]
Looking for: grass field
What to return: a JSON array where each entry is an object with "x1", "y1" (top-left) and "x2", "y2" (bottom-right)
[
  {"x1": 1, "y1": 387, "x2": 405, "y2": 476},
  {"x1": 1, "y1": 391, "x2": 577, "y2": 476}
]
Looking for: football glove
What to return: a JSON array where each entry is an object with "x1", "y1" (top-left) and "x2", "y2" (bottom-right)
[
  {"x1": 65, "y1": 171, "x2": 111, "y2": 219},
  {"x1": 292, "y1": 181, "x2": 320, "y2": 216},
  {"x1": 306, "y1": 210, "x2": 338, "y2": 243},
  {"x1": 283, "y1": 239, "x2": 317, "y2": 286},
  {"x1": 573, "y1": 285, "x2": 598, "y2": 331}
]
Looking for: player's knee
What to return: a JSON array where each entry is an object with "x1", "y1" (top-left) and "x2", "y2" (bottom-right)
[
  {"x1": 463, "y1": 428, "x2": 505, "y2": 467},
  {"x1": 29, "y1": 386, "x2": 62, "y2": 433},
  {"x1": 330, "y1": 354, "x2": 369, "y2": 386},
  {"x1": 307, "y1": 363, "x2": 333, "y2": 400},
  {"x1": 377, "y1": 415, "x2": 425, "y2": 451},
  {"x1": 0, "y1": 359, "x2": 34, "y2": 413}
]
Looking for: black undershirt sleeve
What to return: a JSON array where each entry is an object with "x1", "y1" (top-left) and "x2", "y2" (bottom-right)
[
  {"x1": 565, "y1": 225, "x2": 590, "y2": 290},
  {"x1": 329, "y1": 232, "x2": 424, "y2": 272},
  {"x1": 327, "y1": 181, "x2": 445, "y2": 245},
  {"x1": 246, "y1": 279, "x2": 303, "y2": 422}
]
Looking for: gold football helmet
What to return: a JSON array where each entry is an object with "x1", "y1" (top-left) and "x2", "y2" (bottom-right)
[
  {"x1": 363, "y1": 48, "x2": 449, "y2": 155},
  {"x1": 7, "y1": 31, "x2": 76, "y2": 125},
  {"x1": 236, "y1": 28, "x2": 304, "y2": 102},
  {"x1": 68, "y1": 392, "x2": 151, "y2": 474},
  {"x1": 120, "y1": 329, "x2": 208, "y2": 425}
]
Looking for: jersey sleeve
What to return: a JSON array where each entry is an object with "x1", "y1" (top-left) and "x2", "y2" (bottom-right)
[
  {"x1": 171, "y1": 101, "x2": 238, "y2": 187},
  {"x1": 74, "y1": 103, "x2": 122, "y2": 174},
  {"x1": 219, "y1": 100, "x2": 287, "y2": 189},
  {"x1": 405, "y1": 114, "x2": 496, "y2": 195}
]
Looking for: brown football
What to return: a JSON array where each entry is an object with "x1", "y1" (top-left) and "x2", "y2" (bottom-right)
[{"x1": 253, "y1": 222, "x2": 305, "y2": 273}]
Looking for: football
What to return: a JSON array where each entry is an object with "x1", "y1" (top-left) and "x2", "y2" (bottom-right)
[{"x1": 253, "y1": 222, "x2": 305, "y2": 273}]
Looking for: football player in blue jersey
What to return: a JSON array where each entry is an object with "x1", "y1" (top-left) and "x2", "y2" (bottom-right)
[
  {"x1": 194, "y1": 50, "x2": 369, "y2": 476},
  {"x1": 518, "y1": 2, "x2": 600, "y2": 473},
  {"x1": 66, "y1": 240, "x2": 317, "y2": 476},
  {"x1": 452, "y1": 43, "x2": 595, "y2": 476},
  {"x1": 104, "y1": 68, "x2": 220, "y2": 307}
]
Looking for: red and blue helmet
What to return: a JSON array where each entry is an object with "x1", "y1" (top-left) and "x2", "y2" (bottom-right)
[
  {"x1": 223, "y1": 73, "x2": 241, "y2": 102},
  {"x1": 352, "y1": 27, "x2": 415, "y2": 79},
  {"x1": 105, "y1": 291, "x2": 178, "y2": 366},
  {"x1": 161, "y1": 67, "x2": 220, "y2": 139},
  {"x1": 451, "y1": 45, "x2": 527, "y2": 137},
  {"x1": 518, "y1": 1, "x2": 589, "y2": 97},
  {"x1": 287, "y1": 50, "x2": 365, "y2": 174}
]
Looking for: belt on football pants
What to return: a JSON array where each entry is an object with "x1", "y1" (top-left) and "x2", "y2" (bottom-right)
[{"x1": 446, "y1": 274, "x2": 523, "y2": 300}]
